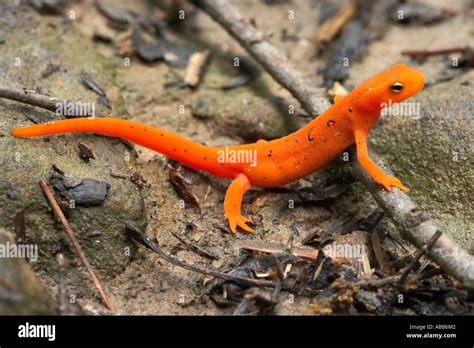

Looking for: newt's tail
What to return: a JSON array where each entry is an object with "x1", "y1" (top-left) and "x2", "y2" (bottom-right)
[{"x1": 11, "y1": 118, "x2": 237, "y2": 179}]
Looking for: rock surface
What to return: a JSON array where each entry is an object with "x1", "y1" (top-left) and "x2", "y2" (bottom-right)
[
  {"x1": 0, "y1": 5, "x2": 147, "y2": 281},
  {"x1": 0, "y1": 228, "x2": 54, "y2": 315},
  {"x1": 371, "y1": 72, "x2": 474, "y2": 252}
]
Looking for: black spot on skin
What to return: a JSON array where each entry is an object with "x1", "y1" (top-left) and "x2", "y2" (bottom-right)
[
  {"x1": 327, "y1": 120, "x2": 336, "y2": 127},
  {"x1": 203, "y1": 157, "x2": 207, "y2": 160},
  {"x1": 160, "y1": 133, "x2": 164, "y2": 136},
  {"x1": 296, "y1": 162, "x2": 300, "y2": 166},
  {"x1": 130, "y1": 126, "x2": 133, "y2": 129},
  {"x1": 144, "y1": 128, "x2": 147, "y2": 131},
  {"x1": 304, "y1": 156, "x2": 307, "y2": 161},
  {"x1": 184, "y1": 149, "x2": 187, "y2": 152},
  {"x1": 263, "y1": 177, "x2": 266, "y2": 180},
  {"x1": 349, "y1": 107, "x2": 353, "y2": 112},
  {"x1": 268, "y1": 150, "x2": 272, "y2": 157},
  {"x1": 295, "y1": 139, "x2": 298, "y2": 143},
  {"x1": 173, "y1": 149, "x2": 176, "y2": 152},
  {"x1": 278, "y1": 166, "x2": 282, "y2": 170},
  {"x1": 307, "y1": 127, "x2": 315, "y2": 142}
]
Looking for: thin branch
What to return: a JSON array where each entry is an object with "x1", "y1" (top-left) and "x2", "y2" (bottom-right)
[
  {"x1": 0, "y1": 86, "x2": 94, "y2": 117},
  {"x1": 401, "y1": 46, "x2": 470, "y2": 57},
  {"x1": 39, "y1": 180, "x2": 112, "y2": 310},
  {"x1": 194, "y1": 0, "x2": 331, "y2": 116},
  {"x1": 350, "y1": 149, "x2": 474, "y2": 289},
  {"x1": 194, "y1": 0, "x2": 474, "y2": 290},
  {"x1": 398, "y1": 230, "x2": 442, "y2": 286},
  {"x1": 169, "y1": 230, "x2": 218, "y2": 260},
  {"x1": 125, "y1": 222, "x2": 277, "y2": 289},
  {"x1": 311, "y1": 1, "x2": 356, "y2": 44},
  {"x1": 334, "y1": 268, "x2": 444, "y2": 290}
]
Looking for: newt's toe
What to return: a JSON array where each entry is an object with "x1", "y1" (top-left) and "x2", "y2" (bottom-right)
[
  {"x1": 379, "y1": 176, "x2": 409, "y2": 192},
  {"x1": 225, "y1": 214, "x2": 254, "y2": 233}
]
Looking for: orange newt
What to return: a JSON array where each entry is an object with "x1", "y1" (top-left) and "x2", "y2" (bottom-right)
[{"x1": 11, "y1": 64, "x2": 424, "y2": 233}]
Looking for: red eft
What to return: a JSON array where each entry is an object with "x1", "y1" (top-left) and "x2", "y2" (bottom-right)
[{"x1": 11, "y1": 64, "x2": 424, "y2": 233}]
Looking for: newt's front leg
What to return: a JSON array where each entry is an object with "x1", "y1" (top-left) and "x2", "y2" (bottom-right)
[
  {"x1": 354, "y1": 128, "x2": 409, "y2": 192},
  {"x1": 224, "y1": 173, "x2": 254, "y2": 233}
]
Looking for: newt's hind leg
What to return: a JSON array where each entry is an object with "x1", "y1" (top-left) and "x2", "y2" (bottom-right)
[{"x1": 224, "y1": 173, "x2": 254, "y2": 233}]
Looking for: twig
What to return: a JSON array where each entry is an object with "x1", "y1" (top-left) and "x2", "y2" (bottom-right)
[
  {"x1": 194, "y1": 0, "x2": 331, "y2": 116},
  {"x1": 194, "y1": 0, "x2": 474, "y2": 290},
  {"x1": 401, "y1": 46, "x2": 470, "y2": 57},
  {"x1": 350, "y1": 148, "x2": 474, "y2": 289},
  {"x1": 398, "y1": 230, "x2": 442, "y2": 286},
  {"x1": 285, "y1": 225, "x2": 299, "y2": 251},
  {"x1": 271, "y1": 254, "x2": 285, "y2": 282},
  {"x1": 402, "y1": 46, "x2": 474, "y2": 68},
  {"x1": 202, "y1": 185, "x2": 212, "y2": 203},
  {"x1": 371, "y1": 230, "x2": 388, "y2": 274},
  {"x1": 270, "y1": 255, "x2": 283, "y2": 302},
  {"x1": 80, "y1": 72, "x2": 107, "y2": 98},
  {"x1": 334, "y1": 268, "x2": 444, "y2": 290},
  {"x1": 125, "y1": 222, "x2": 277, "y2": 289},
  {"x1": 110, "y1": 171, "x2": 128, "y2": 179},
  {"x1": 39, "y1": 180, "x2": 112, "y2": 310},
  {"x1": 312, "y1": 1, "x2": 357, "y2": 44},
  {"x1": 0, "y1": 86, "x2": 94, "y2": 117},
  {"x1": 236, "y1": 240, "x2": 348, "y2": 264},
  {"x1": 169, "y1": 230, "x2": 218, "y2": 260}
]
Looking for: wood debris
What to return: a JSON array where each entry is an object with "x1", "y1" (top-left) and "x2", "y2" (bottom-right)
[
  {"x1": 236, "y1": 240, "x2": 349, "y2": 264},
  {"x1": 312, "y1": 2, "x2": 356, "y2": 44},
  {"x1": 184, "y1": 50, "x2": 211, "y2": 88}
]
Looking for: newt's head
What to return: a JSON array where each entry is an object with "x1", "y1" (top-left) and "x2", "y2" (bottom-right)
[{"x1": 357, "y1": 64, "x2": 424, "y2": 110}]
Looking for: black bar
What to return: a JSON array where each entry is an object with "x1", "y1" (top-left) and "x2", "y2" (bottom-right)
[{"x1": 0, "y1": 315, "x2": 472, "y2": 346}]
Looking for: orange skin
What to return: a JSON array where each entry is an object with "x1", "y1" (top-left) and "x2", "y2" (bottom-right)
[{"x1": 11, "y1": 64, "x2": 424, "y2": 233}]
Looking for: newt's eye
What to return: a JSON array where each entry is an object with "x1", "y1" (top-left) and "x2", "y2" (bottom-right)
[{"x1": 390, "y1": 82, "x2": 404, "y2": 93}]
